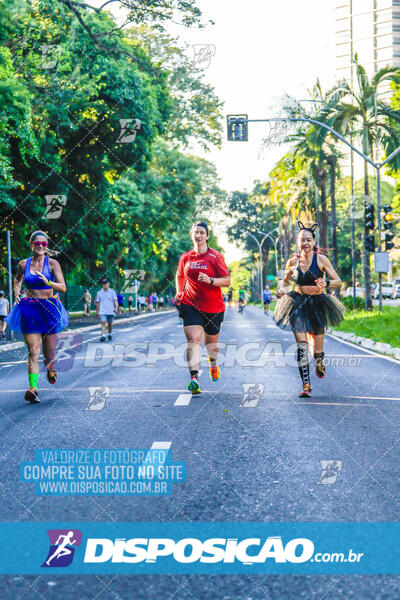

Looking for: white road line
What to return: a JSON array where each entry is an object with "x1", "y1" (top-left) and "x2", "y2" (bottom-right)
[
  {"x1": 174, "y1": 394, "x2": 192, "y2": 406},
  {"x1": 293, "y1": 401, "x2": 374, "y2": 406},
  {"x1": 150, "y1": 441, "x2": 172, "y2": 450},
  {"x1": 326, "y1": 332, "x2": 400, "y2": 364}
]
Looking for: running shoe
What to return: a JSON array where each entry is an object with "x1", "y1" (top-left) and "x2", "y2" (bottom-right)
[
  {"x1": 108, "y1": 334, "x2": 112, "y2": 341},
  {"x1": 25, "y1": 389, "x2": 40, "y2": 403},
  {"x1": 100, "y1": 336, "x2": 106, "y2": 342},
  {"x1": 47, "y1": 368, "x2": 58, "y2": 385},
  {"x1": 188, "y1": 376, "x2": 201, "y2": 395},
  {"x1": 315, "y1": 360, "x2": 326, "y2": 379},
  {"x1": 207, "y1": 357, "x2": 221, "y2": 382},
  {"x1": 299, "y1": 384, "x2": 312, "y2": 398}
]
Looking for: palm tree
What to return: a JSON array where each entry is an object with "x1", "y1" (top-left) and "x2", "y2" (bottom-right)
[{"x1": 323, "y1": 55, "x2": 400, "y2": 309}]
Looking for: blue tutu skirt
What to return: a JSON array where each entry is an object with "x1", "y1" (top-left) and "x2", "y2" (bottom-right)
[{"x1": 6, "y1": 296, "x2": 69, "y2": 335}]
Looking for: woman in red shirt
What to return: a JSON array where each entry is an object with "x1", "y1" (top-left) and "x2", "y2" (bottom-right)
[{"x1": 175, "y1": 221, "x2": 230, "y2": 395}]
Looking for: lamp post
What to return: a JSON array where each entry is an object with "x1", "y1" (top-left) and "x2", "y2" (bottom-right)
[
  {"x1": 258, "y1": 227, "x2": 279, "y2": 282},
  {"x1": 247, "y1": 232, "x2": 269, "y2": 304}
]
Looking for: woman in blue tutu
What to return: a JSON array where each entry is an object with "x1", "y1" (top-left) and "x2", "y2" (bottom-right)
[
  {"x1": 274, "y1": 222, "x2": 345, "y2": 398},
  {"x1": 7, "y1": 230, "x2": 68, "y2": 403}
]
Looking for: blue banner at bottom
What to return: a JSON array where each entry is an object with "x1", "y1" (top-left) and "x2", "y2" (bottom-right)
[{"x1": 0, "y1": 522, "x2": 398, "y2": 574}]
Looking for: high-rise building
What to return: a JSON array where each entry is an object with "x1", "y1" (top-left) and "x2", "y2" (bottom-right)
[{"x1": 336, "y1": 0, "x2": 400, "y2": 85}]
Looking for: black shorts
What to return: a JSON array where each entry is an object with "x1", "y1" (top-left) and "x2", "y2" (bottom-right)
[
  {"x1": 263, "y1": 299, "x2": 270, "y2": 305},
  {"x1": 0, "y1": 315, "x2": 5, "y2": 321},
  {"x1": 179, "y1": 303, "x2": 224, "y2": 335}
]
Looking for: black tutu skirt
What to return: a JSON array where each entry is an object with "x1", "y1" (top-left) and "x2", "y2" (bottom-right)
[{"x1": 274, "y1": 291, "x2": 345, "y2": 335}]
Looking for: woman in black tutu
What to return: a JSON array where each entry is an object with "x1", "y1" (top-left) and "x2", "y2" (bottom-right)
[{"x1": 274, "y1": 222, "x2": 345, "y2": 397}]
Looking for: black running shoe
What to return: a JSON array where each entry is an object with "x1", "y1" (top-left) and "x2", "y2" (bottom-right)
[
  {"x1": 108, "y1": 334, "x2": 112, "y2": 341},
  {"x1": 25, "y1": 389, "x2": 40, "y2": 403},
  {"x1": 100, "y1": 336, "x2": 106, "y2": 342},
  {"x1": 47, "y1": 368, "x2": 58, "y2": 384},
  {"x1": 299, "y1": 384, "x2": 312, "y2": 398}
]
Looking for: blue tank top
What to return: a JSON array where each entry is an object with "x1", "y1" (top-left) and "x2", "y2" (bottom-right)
[
  {"x1": 24, "y1": 256, "x2": 55, "y2": 290},
  {"x1": 296, "y1": 253, "x2": 323, "y2": 286}
]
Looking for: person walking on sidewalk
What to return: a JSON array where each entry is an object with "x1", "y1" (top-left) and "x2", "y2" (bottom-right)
[
  {"x1": 82, "y1": 288, "x2": 91, "y2": 316},
  {"x1": 0, "y1": 291, "x2": 9, "y2": 340},
  {"x1": 95, "y1": 278, "x2": 118, "y2": 342}
]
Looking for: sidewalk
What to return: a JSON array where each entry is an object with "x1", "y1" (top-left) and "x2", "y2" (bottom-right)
[
  {"x1": 328, "y1": 328, "x2": 400, "y2": 361},
  {"x1": 0, "y1": 309, "x2": 175, "y2": 353}
]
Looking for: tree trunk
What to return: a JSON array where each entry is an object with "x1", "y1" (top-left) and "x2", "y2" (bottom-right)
[
  {"x1": 363, "y1": 126, "x2": 372, "y2": 310},
  {"x1": 316, "y1": 167, "x2": 328, "y2": 249},
  {"x1": 328, "y1": 155, "x2": 340, "y2": 298}
]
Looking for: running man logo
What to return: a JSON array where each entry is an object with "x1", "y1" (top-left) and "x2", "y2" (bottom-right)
[
  {"x1": 41, "y1": 529, "x2": 82, "y2": 567},
  {"x1": 116, "y1": 119, "x2": 142, "y2": 143},
  {"x1": 192, "y1": 44, "x2": 216, "y2": 70},
  {"x1": 318, "y1": 460, "x2": 342, "y2": 485},
  {"x1": 50, "y1": 333, "x2": 82, "y2": 373},
  {"x1": 86, "y1": 387, "x2": 110, "y2": 411},
  {"x1": 43, "y1": 195, "x2": 67, "y2": 219},
  {"x1": 240, "y1": 383, "x2": 264, "y2": 408}
]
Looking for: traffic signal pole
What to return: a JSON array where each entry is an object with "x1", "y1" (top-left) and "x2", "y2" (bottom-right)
[
  {"x1": 377, "y1": 168, "x2": 382, "y2": 312},
  {"x1": 228, "y1": 115, "x2": 400, "y2": 310},
  {"x1": 6, "y1": 230, "x2": 13, "y2": 340}
]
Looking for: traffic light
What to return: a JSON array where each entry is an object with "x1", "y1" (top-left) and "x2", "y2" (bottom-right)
[
  {"x1": 365, "y1": 203, "x2": 375, "y2": 230},
  {"x1": 227, "y1": 115, "x2": 248, "y2": 141},
  {"x1": 365, "y1": 234, "x2": 375, "y2": 253},
  {"x1": 383, "y1": 204, "x2": 395, "y2": 250}
]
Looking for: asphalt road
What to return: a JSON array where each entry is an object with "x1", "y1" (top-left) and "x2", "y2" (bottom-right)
[{"x1": 1, "y1": 305, "x2": 400, "y2": 599}]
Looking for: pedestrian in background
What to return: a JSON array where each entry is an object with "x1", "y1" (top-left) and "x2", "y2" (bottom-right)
[
  {"x1": 95, "y1": 278, "x2": 118, "y2": 342},
  {"x1": 117, "y1": 290, "x2": 124, "y2": 314},
  {"x1": 82, "y1": 288, "x2": 91, "y2": 316},
  {"x1": 0, "y1": 291, "x2": 9, "y2": 340}
]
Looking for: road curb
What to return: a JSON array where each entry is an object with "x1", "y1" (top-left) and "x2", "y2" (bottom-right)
[
  {"x1": 328, "y1": 328, "x2": 400, "y2": 361},
  {"x1": 0, "y1": 309, "x2": 175, "y2": 353}
]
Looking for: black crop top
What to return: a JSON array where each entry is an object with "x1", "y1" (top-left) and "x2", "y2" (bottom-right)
[{"x1": 296, "y1": 253, "x2": 324, "y2": 286}]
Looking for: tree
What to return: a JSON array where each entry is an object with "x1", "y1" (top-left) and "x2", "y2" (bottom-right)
[{"x1": 327, "y1": 55, "x2": 400, "y2": 308}]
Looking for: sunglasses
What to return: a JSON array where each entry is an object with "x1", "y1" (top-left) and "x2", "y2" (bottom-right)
[{"x1": 33, "y1": 241, "x2": 48, "y2": 247}]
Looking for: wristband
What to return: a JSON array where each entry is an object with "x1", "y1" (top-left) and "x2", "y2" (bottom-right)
[{"x1": 210, "y1": 277, "x2": 215, "y2": 285}]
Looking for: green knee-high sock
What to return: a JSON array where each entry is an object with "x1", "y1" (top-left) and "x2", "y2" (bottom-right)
[{"x1": 28, "y1": 373, "x2": 39, "y2": 390}]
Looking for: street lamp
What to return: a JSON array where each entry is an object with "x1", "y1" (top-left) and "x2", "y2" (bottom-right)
[
  {"x1": 258, "y1": 227, "x2": 279, "y2": 282},
  {"x1": 247, "y1": 231, "x2": 269, "y2": 303}
]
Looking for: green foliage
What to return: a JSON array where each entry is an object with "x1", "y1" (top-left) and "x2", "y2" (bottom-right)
[
  {"x1": 336, "y1": 306, "x2": 400, "y2": 347},
  {"x1": 0, "y1": 0, "x2": 225, "y2": 294},
  {"x1": 341, "y1": 296, "x2": 364, "y2": 311}
]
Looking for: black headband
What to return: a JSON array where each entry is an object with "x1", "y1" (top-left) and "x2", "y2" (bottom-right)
[
  {"x1": 192, "y1": 221, "x2": 209, "y2": 235},
  {"x1": 297, "y1": 221, "x2": 318, "y2": 234}
]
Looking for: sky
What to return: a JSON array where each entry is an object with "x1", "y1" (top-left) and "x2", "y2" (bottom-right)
[
  {"x1": 167, "y1": 0, "x2": 337, "y2": 258},
  {"x1": 90, "y1": 0, "x2": 337, "y2": 260}
]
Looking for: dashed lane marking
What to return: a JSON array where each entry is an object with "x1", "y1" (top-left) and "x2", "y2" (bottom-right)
[{"x1": 174, "y1": 394, "x2": 192, "y2": 406}]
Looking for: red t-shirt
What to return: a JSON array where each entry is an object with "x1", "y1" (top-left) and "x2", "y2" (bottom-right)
[{"x1": 177, "y1": 247, "x2": 229, "y2": 313}]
